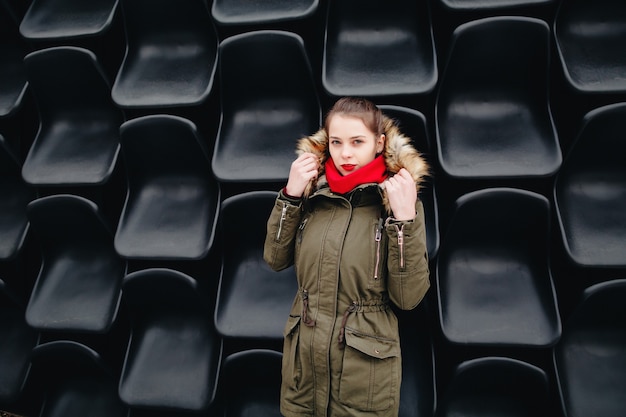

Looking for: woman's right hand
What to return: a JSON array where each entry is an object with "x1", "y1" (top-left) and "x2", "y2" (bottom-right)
[{"x1": 285, "y1": 152, "x2": 319, "y2": 198}]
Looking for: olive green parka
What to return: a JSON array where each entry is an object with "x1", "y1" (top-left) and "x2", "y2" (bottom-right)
[{"x1": 264, "y1": 116, "x2": 430, "y2": 417}]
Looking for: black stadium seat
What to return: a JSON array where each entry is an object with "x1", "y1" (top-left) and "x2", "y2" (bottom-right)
[
  {"x1": 214, "y1": 191, "x2": 298, "y2": 343},
  {"x1": 436, "y1": 16, "x2": 561, "y2": 179},
  {"x1": 22, "y1": 46, "x2": 123, "y2": 187},
  {"x1": 0, "y1": 2, "x2": 29, "y2": 118},
  {"x1": 214, "y1": 349, "x2": 283, "y2": 417},
  {"x1": 436, "y1": 188, "x2": 561, "y2": 347},
  {"x1": 322, "y1": 0, "x2": 437, "y2": 98},
  {"x1": 212, "y1": 30, "x2": 321, "y2": 184},
  {"x1": 436, "y1": 357, "x2": 551, "y2": 417},
  {"x1": 19, "y1": 0, "x2": 120, "y2": 41},
  {"x1": 553, "y1": 279, "x2": 626, "y2": 417},
  {"x1": 119, "y1": 268, "x2": 222, "y2": 412},
  {"x1": 554, "y1": 0, "x2": 626, "y2": 94},
  {"x1": 30, "y1": 340, "x2": 128, "y2": 417},
  {"x1": 0, "y1": 134, "x2": 33, "y2": 261},
  {"x1": 111, "y1": 0, "x2": 218, "y2": 108},
  {"x1": 212, "y1": 0, "x2": 318, "y2": 26},
  {"x1": 25, "y1": 194, "x2": 126, "y2": 333},
  {"x1": 115, "y1": 115, "x2": 220, "y2": 260},
  {"x1": 0, "y1": 278, "x2": 39, "y2": 405},
  {"x1": 554, "y1": 102, "x2": 626, "y2": 268}
]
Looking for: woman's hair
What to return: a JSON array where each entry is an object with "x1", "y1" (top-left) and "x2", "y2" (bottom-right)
[{"x1": 324, "y1": 97, "x2": 384, "y2": 137}]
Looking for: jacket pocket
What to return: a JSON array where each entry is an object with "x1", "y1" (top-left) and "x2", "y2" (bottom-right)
[
  {"x1": 281, "y1": 315, "x2": 314, "y2": 414},
  {"x1": 339, "y1": 329, "x2": 400, "y2": 411}
]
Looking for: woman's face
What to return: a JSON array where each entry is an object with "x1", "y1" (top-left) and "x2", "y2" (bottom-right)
[{"x1": 328, "y1": 114, "x2": 385, "y2": 176}]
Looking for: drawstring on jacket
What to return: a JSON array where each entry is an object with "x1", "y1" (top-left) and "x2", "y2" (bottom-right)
[
  {"x1": 301, "y1": 289, "x2": 316, "y2": 327},
  {"x1": 338, "y1": 301, "x2": 358, "y2": 345}
]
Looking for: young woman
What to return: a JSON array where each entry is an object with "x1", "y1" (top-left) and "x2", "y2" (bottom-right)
[{"x1": 264, "y1": 97, "x2": 430, "y2": 417}]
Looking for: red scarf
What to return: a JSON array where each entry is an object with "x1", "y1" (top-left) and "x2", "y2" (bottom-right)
[{"x1": 325, "y1": 155, "x2": 388, "y2": 194}]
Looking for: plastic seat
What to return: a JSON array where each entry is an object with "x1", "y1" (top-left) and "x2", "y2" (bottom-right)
[
  {"x1": 25, "y1": 194, "x2": 126, "y2": 333},
  {"x1": 214, "y1": 349, "x2": 282, "y2": 417},
  {"x1": 0, "y1": 134, "x2": 34, "y2": 261},
  {"x1": 396, "y1": 304, "x2": 436, "y2": 417},
  {"x1": 553, "y1": 279, "x2": 626, "y2": 417},
  {"x1": 30, "y1": 340, "x2": 128, "y2": 417},
  {"x1": 19, "y1": 0, "x2": 119, "y2": 40},
  {"x1": 111, "y1": 0, "x2": 218, "y2": 108},
  {"x1": 114, "y1": 115, "x2": 220, "y2": 260},
  {"x1": 379, "y1": 105, "x2": 439, "y2": 259},
  {"x1": 0, "y1": 279, "x2": 39, "y2": 405},
  {"x1": 436, "y1": 188, "x2": 561, "y2": 347},
  {"x1": 436, "y1": 357, "x2": 550, "y2": 417},
  {"x1": 212, "y1": 30, "x2": 321, "y2": 184},
  {"x1": 0, "y1": 3, "x2": 29, "y2": 118},
  {"x1": 322, "y1": 0, "x2": 437, "y2": 98},
  {"x1": 554, "y1": 0, "x2": 626, "y2": 93},
  {"x1": 212, "y1": 0, "x2": 318, "y2": 25},
  {"x1": 435, "y1": 17, "x2": 561, "y2": 179},
  {"x1": 438, "y1": 0, "x2": 555, "y2": 11},
  {"x1": 22, "y1": 46, "x2": 123, "y2": 187},
  {"x1": 214, "y1": 191, "x2": 298, "y2": 342},
  {"x1": 119, "y1": 268, "x2": 222, "y2": 411},
  {"x1": 554, "y1": 103, "x2": 626, "y2": 268}
]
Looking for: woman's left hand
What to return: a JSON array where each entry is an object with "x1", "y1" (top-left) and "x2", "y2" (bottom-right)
[{"x1": 384, "y1": 168, "x2": 417, "y2": 221}]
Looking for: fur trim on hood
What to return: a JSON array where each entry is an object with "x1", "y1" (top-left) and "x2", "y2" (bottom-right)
[{"x1": 296, "y1": 115, "x2": 430, "y2": 213}]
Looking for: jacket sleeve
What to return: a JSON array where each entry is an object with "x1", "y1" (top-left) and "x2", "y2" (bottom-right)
[
  {"x1": 385, "y1": 200, "x2": 430, "y2": 310},
  {"x1": 263, "y1": 190, "x2": 304, "y2": 271}
]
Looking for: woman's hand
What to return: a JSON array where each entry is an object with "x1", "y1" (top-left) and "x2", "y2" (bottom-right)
[
  {"x1": 285, "y1": 152, "x2": 320, "y2": 198},
  {"x1": 384, "y1": 168, "x2": 417, "y2": 221}
]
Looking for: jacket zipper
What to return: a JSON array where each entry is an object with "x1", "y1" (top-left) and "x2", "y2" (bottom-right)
[
  {"x1": 396, "y1": 225, "x2": 405, "y2": 270},
  {"x1": 374, "y1": 218, "x2": 383, "y2": 280},
  {"x1": 276, "y1": 202, "x2": 288, "y2": 241},
  {"x1": 297, "y1": 217, "x2": 308, "y2": 244}
]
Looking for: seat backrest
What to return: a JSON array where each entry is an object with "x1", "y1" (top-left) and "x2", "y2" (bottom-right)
[
  {"x1": 120, "y1": 268, "x2": 221, "y2": 411},
  {"x1": 323, "y1": 0, "x2": 437, "y2": 97},
  {"x1": 121, "y1": 0, "x2": 214, "y2": 47},
  {"x1": 30, "y1": 340, "x2": 127, "y2": 417},
  {"x1": 20, "y1": 0, "x2": 120, "y2": 40},
  {"x1": 436, "y1": 188, "x2": 561, "y2": 346},
  {"x1": 554, "y1": 279, "x2": 626, "y2": 417},
  {"x1": 436, "y1": 357, "x2": 550, "y2": 417},
  {"x1": 438, "y1": 16, "x2": 549, "y2": 109},
  {"x1": 24, "y1": 46, "x2": 121, "y2": 124},
  {"x1": 214, "y1": 191, "x2": 298, "y2": 340},
  {"x1": 115, "y1": 114, "x2": 219, "y2": 260},
  {"x1": 213, "y1": 30, "x2": 320, "y2": 183},
  {"x1": 215, "y1": 349, "x2": 283, "y2": 417},
  {"x1": 554, "y1": 102, "x2": 626, "y2": 268},
  {"x1": 27, "y1": 194, "x2": 119, "y2": 261}
]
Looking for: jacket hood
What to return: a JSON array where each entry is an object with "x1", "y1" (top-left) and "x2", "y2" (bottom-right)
[{"x1": 296, "y1": 115, "x2": 430, "y2": 212}]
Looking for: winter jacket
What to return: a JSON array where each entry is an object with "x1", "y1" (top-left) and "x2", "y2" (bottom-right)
[{"x1": 264, "y1": 116, "x2": 430, "y2": 417}]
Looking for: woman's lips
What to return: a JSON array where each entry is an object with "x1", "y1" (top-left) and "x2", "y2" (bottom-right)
[{"x1": 341, "y1": 164, "x2": 356, "y2": 172}]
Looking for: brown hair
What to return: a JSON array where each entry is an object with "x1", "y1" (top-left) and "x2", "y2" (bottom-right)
[{"x1": 323, "y1": 97, "x2": 384, "y2": 137}]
